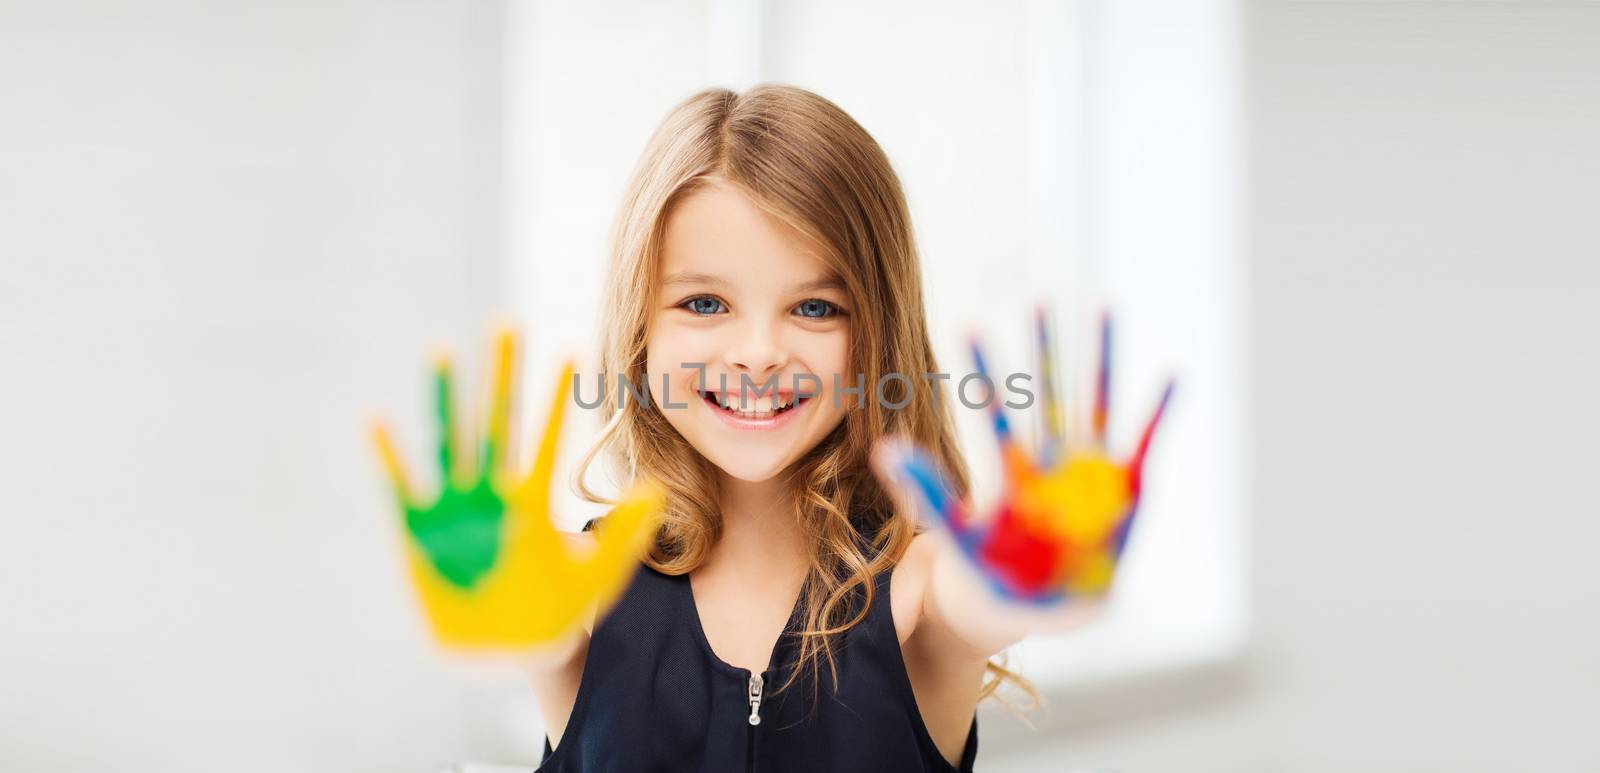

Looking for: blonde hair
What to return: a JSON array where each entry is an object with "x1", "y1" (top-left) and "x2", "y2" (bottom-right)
[{"x1": 575, "y1": 83, "x2": 1036, "y2": 712}]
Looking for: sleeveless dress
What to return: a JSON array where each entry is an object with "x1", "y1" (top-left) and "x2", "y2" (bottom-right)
[{"x1": 534, "y1": 551, "x2": 979, "y2": 772}]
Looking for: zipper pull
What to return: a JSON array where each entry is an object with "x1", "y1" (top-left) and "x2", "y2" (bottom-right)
[{"x1": 747, "y1": 673, "x2": 764, "y2": 726}]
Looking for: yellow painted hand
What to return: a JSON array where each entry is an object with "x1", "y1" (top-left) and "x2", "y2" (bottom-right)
[{"x1": 369, "y1": 327, "x2": 665, "y2": 651}]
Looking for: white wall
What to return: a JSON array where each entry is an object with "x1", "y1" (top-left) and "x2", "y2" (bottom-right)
[
  {"x1": 985, "y1": 2, "x2": 1600, "y2": 770},
  {"x1": 0, "y1": 1, "x2": 523, "y2": 769},
  {"x1": 6, "y1": 1, "x2": 1597, "y2": 770}
]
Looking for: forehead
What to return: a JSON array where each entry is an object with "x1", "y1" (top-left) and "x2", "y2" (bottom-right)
[{"x1": 657, "y1": 180, "x2": 839, "y2": 289}]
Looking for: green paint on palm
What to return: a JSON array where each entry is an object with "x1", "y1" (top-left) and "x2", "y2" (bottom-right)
[
  {"x1": 405, "y1": 477, "x2": 504, "y2": 589},
  {"x1": 402, "y1": 360, "x2": 505, "y2": 590}
]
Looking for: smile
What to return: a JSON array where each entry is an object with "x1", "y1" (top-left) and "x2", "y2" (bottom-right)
[{"x1": 698, "y1": 389, "x2": 815, "y2": 429}]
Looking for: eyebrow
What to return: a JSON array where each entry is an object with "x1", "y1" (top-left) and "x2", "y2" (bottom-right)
[{"x1": 661, "y1": 271, "x2": 845, "y2": 294}]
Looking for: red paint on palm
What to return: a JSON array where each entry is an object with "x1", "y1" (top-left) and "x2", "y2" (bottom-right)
[{"x1": 978, "y1": 503, "x2": 1062, "y2": 595}]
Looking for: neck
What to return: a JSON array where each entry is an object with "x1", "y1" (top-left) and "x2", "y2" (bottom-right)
[{"x1": 705, "y1": 470, "x2": 809, "y2": 585}]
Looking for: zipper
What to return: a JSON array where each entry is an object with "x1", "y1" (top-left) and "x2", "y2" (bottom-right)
[
  {"x1": 747, "y1": 673, "x2": 764, "y2": 725},
  {"x1": 746, "y1": 672, "x2": 764, "y2": 773}
]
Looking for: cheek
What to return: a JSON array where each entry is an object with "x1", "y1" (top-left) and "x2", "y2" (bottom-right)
[
  {"x1": 647, "y1": 317, "x2": 710, "y2": 363},
  {"x1": 798, "y1": 330, "x2": 852, "y2": 414},
  {"x1": 645, "y1": 320, "x2": 711, "y2": 404},
  {"x1": 643, "y1": 325, "x2": 673, "y2": 402},
  {"x1": 643, "y1": 315, "x2": 688, "y2": 369},
  {"x1": 805, "y1": 330, "x2": 850, "y2": 380}
]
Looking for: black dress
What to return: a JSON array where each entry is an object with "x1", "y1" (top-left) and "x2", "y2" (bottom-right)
[{"x1": 534, "y1": 553, "x2": 979, "y2": 772}]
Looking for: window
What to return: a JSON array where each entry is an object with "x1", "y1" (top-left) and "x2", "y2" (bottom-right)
[{"x1": 504, "y1": 0, "x2": 1245, "y2": 747}]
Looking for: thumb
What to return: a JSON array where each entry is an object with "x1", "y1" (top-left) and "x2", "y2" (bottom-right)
[{"x1": 870, "y1": 437, "x2": 970, "y2": 536}]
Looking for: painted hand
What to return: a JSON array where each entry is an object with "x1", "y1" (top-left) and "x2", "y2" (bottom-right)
[
  {"x1": 874, "y1": 308, "x2": 1174, "y2": 605},
  {"x1": 369, "y1": 327, "x2": 665, "y2": 651}
]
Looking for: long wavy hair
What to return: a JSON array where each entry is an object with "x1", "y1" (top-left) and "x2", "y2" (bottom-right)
[{"x1": 574, "y1": 83, "x2": 1035, "y2": 710}]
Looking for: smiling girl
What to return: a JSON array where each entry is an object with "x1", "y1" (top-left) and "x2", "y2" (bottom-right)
[{"x1": 527, "y1": 84, "x2": 1110, "y2": 773}]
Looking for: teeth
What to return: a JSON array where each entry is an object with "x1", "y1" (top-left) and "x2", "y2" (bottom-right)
[{"x1": 704, "y1": 391, "x2": 801, "y2": 418}]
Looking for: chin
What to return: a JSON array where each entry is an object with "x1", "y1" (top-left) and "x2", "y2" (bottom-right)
[{"x1": 701, "y1": 447, "x2": 793, "y2": 483}]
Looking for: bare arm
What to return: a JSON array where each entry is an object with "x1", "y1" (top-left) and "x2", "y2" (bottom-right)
[
  {"x1": 891, "y1": 530, "x2": 1106, "y2": 765},
  {"x1": 522, "y1": 530, "x2": 602, "y2": 750},
  {"x1": 890, "y1": 532, "x2": 992, "y2": 766}
]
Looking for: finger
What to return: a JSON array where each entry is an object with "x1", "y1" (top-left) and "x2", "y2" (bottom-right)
[
  {"x1": 1112, "y1": 377, "x2": 1175, "y2": 560},
  {"x1": 433, "y1": 353, "x2": 460, "y2": 489},
  {"x1": 872, "y1": 437, "x2": 977, "y2": 543},
  {"x1": 968, "y1": 336, "x2": 1013, "y2": 447},
  {"x1": 971, "y1": 336, "x2": 1036, "y2": 484},
  {"x1": 369, "y1": 418, "x2": 414, "y2": 508},
  {"x1": 1092, "y1": 309, "x2": 1111, "y2": 448},
  {"x1": 509, "y1": 359, "x2": 576, "y2": 520},
  {"x1": 1034, "y1": 304, "x2": 1065, "y2": 466},
  {"x1": 1125, "y1": 377, "x2": 1176, "y2": 497},
  {"x1": 1110, "y1": 507, "x2": 1138, "y2": 561},
  {"x1": 868, "y1": 437, "x2": 920, "y2": 522},
  {"x1": 501, "y1": 362, "x2": 576, "y2": 570},
  {"x1": 479, "y1": 326, "x2": 516, "y2": 480}
]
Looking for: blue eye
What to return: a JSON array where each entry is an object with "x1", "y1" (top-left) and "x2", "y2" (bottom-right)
[
  {"x1": 680, "y1": 296, "x2": 726, "y2": 315},
  {"x1": 795, "y1": 299, "x2": 841, "y2": 319}
]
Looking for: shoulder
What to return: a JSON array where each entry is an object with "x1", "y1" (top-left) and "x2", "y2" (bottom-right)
[
  {"x1": 887, "y1": 532, "x2": 990, "y2": 769},
  {"x1": 888, "y1": 531, "x2": 940, "y2": 646}
]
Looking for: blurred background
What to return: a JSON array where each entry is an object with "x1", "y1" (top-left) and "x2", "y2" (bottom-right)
[{"x1": 2, "y1": 0, "x2": 1596, "y2": 771}]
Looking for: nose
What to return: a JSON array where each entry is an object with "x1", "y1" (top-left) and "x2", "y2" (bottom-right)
[{"x1": 722, "y1": 317, "x2": 789, "y2": 379}]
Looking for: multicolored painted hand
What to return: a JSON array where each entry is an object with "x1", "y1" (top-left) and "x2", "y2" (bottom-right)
[
  {"x1": 876, "y1": 308, "x2": 1175, "y2": 605},
  {"x1": 368, "y1": 327, "x2": 666, "y2": 651}
]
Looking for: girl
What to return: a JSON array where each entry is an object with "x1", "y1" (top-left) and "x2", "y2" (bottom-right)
[{"x1": 530, "y1": 84, "x2": 1112, "y2": 773}]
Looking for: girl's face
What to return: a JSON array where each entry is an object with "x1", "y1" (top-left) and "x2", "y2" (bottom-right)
[{"x1": 645, "y1": 179, "x2": 852, "y2": 484}]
